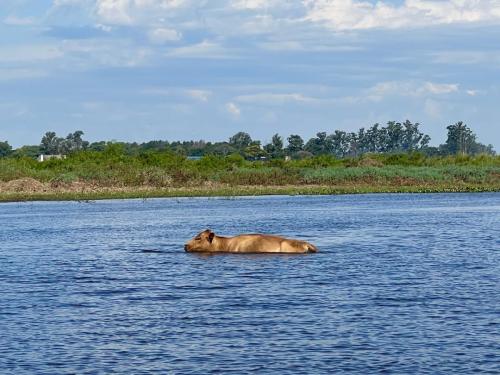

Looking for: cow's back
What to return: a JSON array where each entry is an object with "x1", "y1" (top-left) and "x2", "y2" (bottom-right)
[{"x1": 227, "y1": 234, "x2": 313, "y2": 253}]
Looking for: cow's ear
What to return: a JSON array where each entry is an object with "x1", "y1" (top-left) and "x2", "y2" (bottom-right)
[{"x1": 208, "y1": 232, "x2": 215, "y2": 243}]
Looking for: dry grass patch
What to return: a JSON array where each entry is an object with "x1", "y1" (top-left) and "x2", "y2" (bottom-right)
[{"x1": 0, "y1": 178, "x2": 47, "y2": 193}]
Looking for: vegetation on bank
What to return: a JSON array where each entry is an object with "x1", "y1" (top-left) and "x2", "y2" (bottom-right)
[
  {"x1": 1, "y1": 183, "x2": 498, "y2": 203},
  {"x1": 0, "y1": 146, "x2": 499, "y2": 184},
  {"x1": 0, "y1": 151, "x2": 498, "y2": 201},
  {"x1": 0, "y1": 120, "x2": 498, "y2": 201},
  {"x1": 1, "y1": 120, "x2": 496, "y2": 159}
]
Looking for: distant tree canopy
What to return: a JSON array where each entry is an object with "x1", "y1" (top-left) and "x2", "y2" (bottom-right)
[
  {"x1": 263, "y1": 133, "x2": 284, "y2": 159},
  {"x1": 229, "y1": 132, "x2": 252, "y2": 150},
  {"x1": 305, "y1": 132, "x2": 330, "y2": 156},
  {"x1": 244, "y1": 142, "x2": 266, "y2": 159},
  {"x1": 1, "y1": 121, "x2": 496, "y2": 159},
  {"x1": 0, "y1": 141, "x2": 12, "y2": 157},
  {"x1": 286, "y1": 134, "x2": 305, "y2": 155},
  {"x1": 298, "y1": 121, "x2": 432, "y2": 159},
  {"x1": 12, "y1": 145, "x2": 40, "y2": 158},
  {"x1": 40, "y1": 130, "x2": 89, "y2": 155},
  {"x1": 442, "y1": 121, "x2": 494, "y2": 156},
  {"x1": 40, "y1": 132, "x2": 59, "y2": 155}
]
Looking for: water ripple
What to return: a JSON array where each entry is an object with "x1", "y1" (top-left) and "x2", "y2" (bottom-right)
[{"x1": 0, "y1": 193, "x2": 499, "y2": 374}]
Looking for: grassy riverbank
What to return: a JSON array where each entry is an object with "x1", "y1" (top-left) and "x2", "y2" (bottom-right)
[
  {"x1": 1, "y1": 184, "x2": 498, "y2": 203},
  {"x1": 1, "y1": 152, "x2": 499, "y2": 202}
]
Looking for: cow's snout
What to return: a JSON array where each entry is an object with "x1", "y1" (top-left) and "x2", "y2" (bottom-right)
[{"x1": 184, "y1": 244, "x2": 189, "y2": 251}]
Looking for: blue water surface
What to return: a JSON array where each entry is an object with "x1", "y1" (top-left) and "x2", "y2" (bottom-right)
[{"x1": 1, "y1": 193, "x2": 499, "y2": 374}]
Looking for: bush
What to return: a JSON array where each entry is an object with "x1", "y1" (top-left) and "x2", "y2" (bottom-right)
[
  {"x1": 0, "y1": 150, "x2": 498, "y2": 188},
  {"x1": 215, "y1": 167, "x2": 301, "y2": 186}
]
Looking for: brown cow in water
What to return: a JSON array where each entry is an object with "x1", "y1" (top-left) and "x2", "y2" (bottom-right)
[{"x1": 184, "y1": 229, "x2": 318, "y2": 254}]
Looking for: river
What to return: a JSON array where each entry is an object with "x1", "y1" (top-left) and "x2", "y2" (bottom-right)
[{"x1": 1, "y1": 193, "x2": 499, "y2": 373}]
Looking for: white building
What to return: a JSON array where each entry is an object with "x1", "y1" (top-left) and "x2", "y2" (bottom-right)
[{"x1": 37, "y1": 154, "x2": 66, "y2": 162}]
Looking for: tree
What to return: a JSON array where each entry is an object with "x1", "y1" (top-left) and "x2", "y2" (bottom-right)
[
  {"x1": 211, "y1": 142, "x2": 235, "y2": 156},
  {"x1": 364, "y1": 123, "x2": 383, "y2": 153},
  {"x1": 263, "y1": 133, "x2": 284, "y2": 159},
  {"x1": 420, "y1": 135, "x2": 431, "y2": 150},
  {"x1": 103, "y1": 142, "x2": 126, "y2": 157},
  {"x1": 66, "y1": 130, "x2": 89, "y2": 153},
  {"x1": 295, "y1": 150, "x2": 313, "y2": 159},
  {"x1": 186, "y1": 140, "x2": 207, "y2": 156},
  {"x1": 346, "y1": 132, "x2": 360, "y2": 157},
  {"x1": 244, "y1": 142, "x2": 266, "y2": 160},
  {"x1": 286, "y1": 134, "x2": 304, "y2": 155},
  {"x1": 89, "y1": 141, "x2": 107, "y2": 152},
  {"x1": 471, "y1": 143, "x2": 496, "y2": 155},
  {"x1": 383, "y1": 121, "x2": 405, "y2": 152},
  {"x1": 443, "y1": 121, "x2": 495, "y2": 155},
  {"x1": 0, "y1": 141, "x2": 12, "y2": 157},
  {"x1": 229, "y1": 132, "x2": 252, "y2": 150},
  {"x1": 12, "y1": 145, "x2": 40, "y2": 158},
  {"x1": 40, "y1": 130, "x2": 89, "y2": 155},
  {"x1": 330, "y1": 130, "x2": 350, "y2": 158},
  {"x1": 305, "y1": 132, "x2": 332, "y2": 155},
  {"x1": 356, "y1": 121, "x2": 431, "y2": 155},
  {"x1": 141, "y1": 140, "x2": 170, "y2": 152},
  {"x1": 356, "y1": 127, "x2": 369, "y2": 154},
  {"x1": 402, "y1": 120, "x2": 421, "y2": 151},
  {"x1": 40, "y1": 131, "x2": 62, "y2": 155},
  {"x1": 444, "y1": 122, "x2": 476, "y2": 155}
]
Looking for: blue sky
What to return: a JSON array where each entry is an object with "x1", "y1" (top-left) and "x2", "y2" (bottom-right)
[{"x1": 1, "y1": 0, "x2": 500, "y2": 148}]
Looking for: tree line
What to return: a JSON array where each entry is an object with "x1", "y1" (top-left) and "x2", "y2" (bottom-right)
[{"x1": 0, "y1": 120, "x2": 495, "y2": 159}]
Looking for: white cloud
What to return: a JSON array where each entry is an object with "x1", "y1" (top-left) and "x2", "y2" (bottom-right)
[
  {"x1": 423, "y1": 82, "x2": 459, "y2": 95},
  {"x1": 232, "y1": 0, "x2": 267, "y2": 10},
  {"x1": 368, "y1": 80, "x2": 459, "y2": 100},
  {"x1": 226, "y1": 102, "x2": 241, "y2": 116},
  {"x1": 135, "y1": 0, "x2": 189, "y2": 9},
  {"x1": 3, "y1": 15, "x2": 35, "y2": 26},
  {"x1": 304, "y1": 0, "x2": 500, "y2": 30},
  {"x1": 166, "y1": 40, "x2": 234, "y2": 59},
  {"x1": 60, "y1": 39, "x2": 152, "y2": 67},
  {"x1": 232, "y1": 0, "x2": 285, "y2": 10},
  {"x1": 140, "y1": 87, "x2": 212, "y2": 101},
  {"x1": 0, "y1": 45, "x2": 63, "y2": 63},
  {"x1": 235, "y1": 92, "x2": 318, "y2": 104},
  {"x1": 94, "y1": 0, "x2": 190, "y2": 25},
  {"x1": 0, "y1": 68, "x2": 47, "y2": 81},
  {"x1": 53, "y1": 0, "x2": 89, "y2": 5},
  {"x1": 96, "y1": 0, "x2": 133, "y2": 24},
  {"x1": 186, "y1": 89, "x2": 211, "y2": 102},
  {"x1": 52, "y1": 1, "x2": 500, "y2": 34},
  {"x1": 258, "y1": 40, "x2": 304, "y2": 51},
  {"x1": 258, "y1": 39, "x2": 362, "y2": 52},
  {"x1": 95, "y1": 23, "x2": 113, "y2": 32},
  {"x1": 148, "y1": 27, "x2": 182, "y2": 43}
]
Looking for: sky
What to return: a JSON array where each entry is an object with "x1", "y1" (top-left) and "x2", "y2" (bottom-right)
[{"x1": 1, "y1": 0, "x2": 500, "y2": 148}]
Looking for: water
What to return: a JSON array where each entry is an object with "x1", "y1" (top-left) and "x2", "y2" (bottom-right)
[{"x1": 1, "y1": 193, "x2": 499, "y2": 374}]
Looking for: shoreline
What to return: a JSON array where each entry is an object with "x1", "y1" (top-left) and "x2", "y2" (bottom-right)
[{"x1": 1, "y1": 182, "x2": 498, "y2": 203}]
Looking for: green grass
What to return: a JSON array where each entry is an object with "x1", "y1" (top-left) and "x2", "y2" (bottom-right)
[
  {"x1": 1, "y1": 151, "x2": 499, "y2": 202},
  {"x1": 301, "y1": 165, "x2": 499, "y2": 184},
  {"x1": 1, "y1": 183, "x2": 498, "y2": 203}
]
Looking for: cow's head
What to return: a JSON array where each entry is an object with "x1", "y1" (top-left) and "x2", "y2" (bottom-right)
[{"x1": 184, "y1": 229, "x2": 215, "y2": 252}]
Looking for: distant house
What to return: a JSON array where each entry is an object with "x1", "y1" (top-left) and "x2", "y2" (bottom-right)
[
  {"x1": 246, "y1": 156, "x2": 268, "y2": 161},
  {"x1": 37, "y1": 154, "x2": 66, "y2": 162}
]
